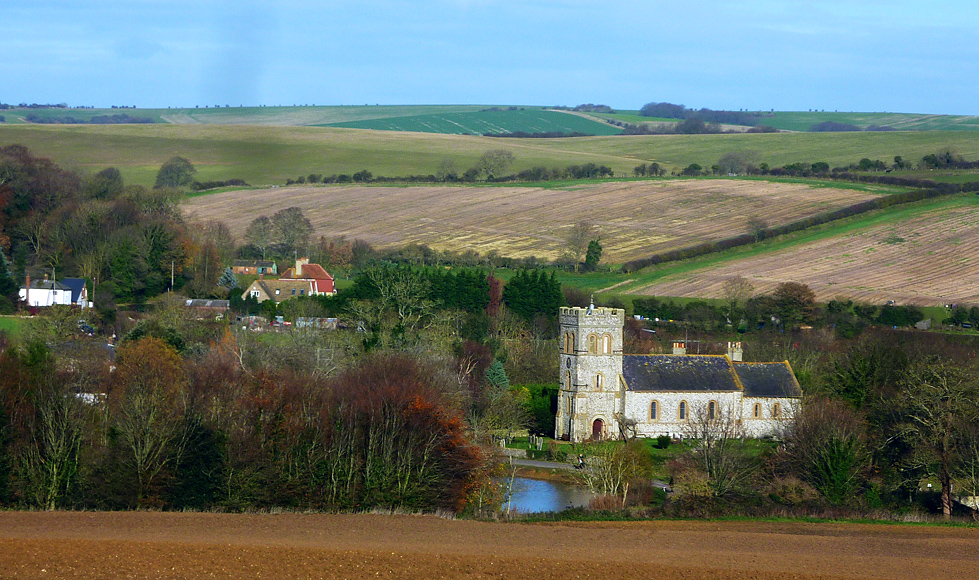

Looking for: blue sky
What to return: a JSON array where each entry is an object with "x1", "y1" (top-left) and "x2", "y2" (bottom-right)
[{"x1": 4, "y1": 0, "x2": 978, "y2": 114}]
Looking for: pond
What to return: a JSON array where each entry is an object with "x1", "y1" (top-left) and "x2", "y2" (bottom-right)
[{"x1": 503, "y1": 477, "x2": 595, "y2": 513}]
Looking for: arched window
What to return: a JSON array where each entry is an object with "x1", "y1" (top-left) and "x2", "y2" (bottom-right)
[
  {"x1": 588, "y1": 334, "x2": 598, "y2": 354},
  {"x1": 678, "y1": 401, "x2": 687, "y2": 421},
  {"x1": 602, "y1": 333, "x2": 612, "y2": 354},
  {"x1": 753, "y1": 403, "x2": 761, "y2": 418},
  {"x1": 650, "y1": 400, "x2": 659, "y2": 421},
  {"x1": 773, "y1": 403, "x2": 782, "y2": 418},
  {"x1": 708, "y1": 400, "x2": 717, "y2": 420},
  {"x1": 565, "y1": 371, "x2": 572, "y2": 389},
  {"x1": 595, "y1": 373, "x2": 604, "y2": 390}
]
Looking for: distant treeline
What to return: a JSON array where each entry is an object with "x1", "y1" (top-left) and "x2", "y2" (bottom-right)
[
  {"x1": 551, "y1": 104, "x2": 615, "y2": 113},
  {"x1": 639, "y1": 102, "x2": 774, "y2": 126},
  {"x1": 25, "y1": 113, "x2": 154, "y2": 124},
  {"x1": 190, "y1": 179, "x2": 248, "y2": 191},
  {"x1": 284, "y1": 162, "x2": 614, "y2": 186}
]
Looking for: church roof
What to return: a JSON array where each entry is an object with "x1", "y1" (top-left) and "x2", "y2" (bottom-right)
[
  {"x1": 623, "y1": 355, "x2": 742, "y2": 392},
  {"x1": 733, "y1": 362, "x2": 802, "y2": 398}
]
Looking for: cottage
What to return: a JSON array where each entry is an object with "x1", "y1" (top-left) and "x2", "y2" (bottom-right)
[
  {"x1": 231, "y1": 260, "x2": 278, "y2": 276},
  {"x1": 278, "y1": 258, "x2": 335, "y2": 295},
  {"x1": 20, "y1": 276, "x2": 90, "y2": 308},
  {"x1": 241, "y1": 278, "x2": 318, "y2": 304},
  {"x1": 555, "y1": 305, "x2": 801, "y2": 442}
]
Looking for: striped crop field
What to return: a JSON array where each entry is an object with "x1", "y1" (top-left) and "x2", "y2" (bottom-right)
[
  {"x1": 320, "y1": 108, "x2": 622, "y2": 135},
  {"x1": 624, "y1": 195, "x2": 979, "y2": 306},
  {"x1": 181, "y1": 179, "x2": 882, "y2": 264}
]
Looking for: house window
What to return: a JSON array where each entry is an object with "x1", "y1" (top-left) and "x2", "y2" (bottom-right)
[
  {"x1": 709, "y1": 400, "x2": 717, "y2": 419},
  {"x1": 753, "y1": 403, "x2": 761, "y2": 418},
  {"x1": 250, "y1": 290, "x2": 260, "y2": 298},
  {"x1": 678, "y1": 401, "x2": 687, "y2": 421},
  {"x1": 275, "y1": 289, "x2": 280, "y2": 295},
  {"x1": 650, "y1": 400, "x2": 659, "y2": 421},
  {"x1": 291, "y1": 289, "x2": 296, "y2": 296},
  {"x1": 773, "y1": 403, "x2": 782, "y2": 418},
  {"x1": 299, "y1": 289, "x2": 305, "y2": 296}
]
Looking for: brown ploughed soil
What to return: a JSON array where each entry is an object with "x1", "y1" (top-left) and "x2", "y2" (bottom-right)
[
  {"x1": 1, "y1": 511, "x2": 976, "y2": 580},
  {"x1": 182, "y1": 180, "x2": 876, "y2": 263}
]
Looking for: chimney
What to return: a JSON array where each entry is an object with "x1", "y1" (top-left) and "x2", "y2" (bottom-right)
[
  {"x1": 672, "y1": 341, "x2": 687, "y2": 356},
  {"x1": 25, "y1": 274, "x2": 30, "y2": 306},
  {"x1": 259, "y1": 273, "x2": 264, "y2": 281},
  {"x1": 727, "y1": 341, "x2": 743, "y2": 362},
  {"x1": 295, "y1": 259, "x2": 303, "y2": 277}
]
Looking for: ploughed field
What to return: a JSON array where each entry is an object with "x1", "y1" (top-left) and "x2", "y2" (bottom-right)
[
  {"x1": 631, "y1": 198, "x2": 979, "y2": 306},
  {"x1": 0, "y1": 511, "x2": 975, "y2": 580},
  {"x1": 183, "y1": 180, "x2": 878, "y2": 263}
]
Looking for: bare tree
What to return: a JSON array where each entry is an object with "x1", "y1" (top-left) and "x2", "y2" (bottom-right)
[
  {"x1": 245, "y1": 216, "x2": 274, "y2": 260},
  {"x1": 722, "y1": 276, "x2": 754, "y2": 319},
  {"x1": 272, "y1": 207, "x2": 314, "y2": 255},
  {"x1": 896, "y1": 356, "x2": 979, "y2": 518},
  {"x1": 684, "y1": 402, "x2": 756, "y2": 497},
  {"x1": 575, "y1": 440, "x2": 651, "y2": 507},
  {"x1": 564, "y1": 220, "x2": 596, "y2": 272}
]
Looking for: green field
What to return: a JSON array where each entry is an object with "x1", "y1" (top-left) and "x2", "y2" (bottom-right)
[
  {"x1": 595, "y1": 110, "x2": 979, "y2": 133},
  {"x1": 320, "y1": 108, "x2": 622, "y2": 136},
  {"x1": 4, "y1": 123, "x2": 979, "y2": 188}
]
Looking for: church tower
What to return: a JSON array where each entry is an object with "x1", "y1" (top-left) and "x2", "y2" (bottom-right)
[{"x1": 554, "y1": 304, "x2": 625, "y2": 442}]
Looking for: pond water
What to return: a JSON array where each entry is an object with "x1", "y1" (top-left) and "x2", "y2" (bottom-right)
[{"x1": 503, "y1": 477, "x2": 595, "y2": 513}]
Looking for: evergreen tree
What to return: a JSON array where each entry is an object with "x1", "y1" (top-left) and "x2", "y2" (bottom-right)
[
  {"x1": 584, "y1": 240, "x2": 603, "y2": 271},
  {"x1": 218, "y1": 267, "x2": 239, "y2": 291},
  {"x1": 484, "y1": 360, "x2": 509, "y2": 389}
]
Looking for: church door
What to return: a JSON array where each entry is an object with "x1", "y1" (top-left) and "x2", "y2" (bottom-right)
[{"x1": 592, "y1": 419, "x2": 604, "y2": 440}]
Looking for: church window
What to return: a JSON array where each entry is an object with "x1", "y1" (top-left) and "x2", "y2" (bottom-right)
[
  {"x1": 588, "y1": 334, "x2": 598, "y2": 354},
  {"x1": 602, "y1": 334, "x2": 612, "y2": 354},
  {"x1": 753, "y1": 403, "x2": 761, "y2": 418},
  {"x1": 565, "y1": 371, "x2": 572, "y2": 389},
  {"x1": 678, "y1": 401, "x2": 687, "y2": 420},
  {"x1": 773, "y1": 403, "x2": 782, "y2": 418},
  {"x1": 595, "y1": 373, "x2": 604, "y2": 390},
  {"x1": 708, "y1": 400, "x2": 717, "y2": 419},
  {"x1": 650, "y1": 400, "x2": 659, "y2": 420}
]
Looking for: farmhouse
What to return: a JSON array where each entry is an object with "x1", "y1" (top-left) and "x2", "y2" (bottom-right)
[
  {"x1": 555, "y1": 305, "x2": 801, "y2": 442},
  {"x1": 242, "y1": 278, "x2": 318, "y2": 304},
  {"x1": 278, "y1": 257, "x2": 335, "y2": 295}
]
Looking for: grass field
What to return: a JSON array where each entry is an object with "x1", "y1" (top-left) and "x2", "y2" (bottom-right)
[
  {"x1": 321, "y1": 108, "x2": 622, "y2": 136},
  {"x1": 596, "y1": 110, "x2": 979, "y2": 132},
  {"x1": 4, "y1": 123, "x2": 979, "y2": 188}
]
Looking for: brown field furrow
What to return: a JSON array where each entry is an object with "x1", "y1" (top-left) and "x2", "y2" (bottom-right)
[
  {"x1": 632, "y1": 203, "x2": 979, "y2": 306},
  {"x1": 184, "y1": 180, "x2": 876, "y2": 262},
  {"x1": 0, "y1": 512, "x2": 976, "y2": 580}
]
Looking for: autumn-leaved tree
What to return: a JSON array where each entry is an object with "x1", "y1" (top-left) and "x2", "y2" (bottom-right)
[{"x1": 111, "y1": 337, "x2": 189, "y2": 505}]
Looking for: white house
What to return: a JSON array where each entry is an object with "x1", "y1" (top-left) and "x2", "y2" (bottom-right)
[
  {"x1": 555, "y1": 305, "x2": 802, "y2": 442},
  {"x1": 20, "y1": 276, "x2": 90, "y2": 308}
]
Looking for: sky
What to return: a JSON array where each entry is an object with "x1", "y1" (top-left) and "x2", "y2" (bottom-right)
[{"x1": 4, "y1": 0, "x2": 979, "y2": 114}]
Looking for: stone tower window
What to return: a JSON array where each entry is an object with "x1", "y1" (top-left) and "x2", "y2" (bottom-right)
[
  {"x1": 595, "y1": 373, "x2": 604, "y2": 390},
  {"x1": 587, "y1": 334, "x2": 598, "y2": 354},
  {"x1": 602, "y1": 333, "x2": 612, "y2": 354}
]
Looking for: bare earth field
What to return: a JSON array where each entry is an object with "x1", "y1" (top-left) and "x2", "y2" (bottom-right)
[
  {"x1": 0, "y1": 512, "x2": 976, "y2": 580},
  {"x1": 182, "y1": 180, "x2": 878, "y2": 263},
  {"x1": 631, "y1": 201, "x2": 979, "y2": 306}
]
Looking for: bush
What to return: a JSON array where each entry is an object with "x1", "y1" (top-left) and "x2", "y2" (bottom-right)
[{"x1": 655, "y1": 435, "x2": 671, "y2": 449}]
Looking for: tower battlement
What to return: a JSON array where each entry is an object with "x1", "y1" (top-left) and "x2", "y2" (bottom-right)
[{"x1": 559, "y1": 306, "x2": 626, "y2": 328}]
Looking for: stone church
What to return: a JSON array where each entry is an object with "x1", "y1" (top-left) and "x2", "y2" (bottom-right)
[{"x1": 555, "y1": 305, "x2": 802, "y2": 442}]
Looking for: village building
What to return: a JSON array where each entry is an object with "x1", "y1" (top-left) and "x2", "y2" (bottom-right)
[
  {"x1": 20, "y1": 276, "x2": 91, "y2": 308},
  {"x1": 555, "y1": 305, "x2": 802, "y2": 442},
  {"x1": 241, "y1": 278, "x2": 319, "y2": 304},
  {"x1": 231, "y1": 260, "x2": 278, "y2": 276},
  {"x1": 278, "y1": 257, "x2": 336, "y2": 295}
]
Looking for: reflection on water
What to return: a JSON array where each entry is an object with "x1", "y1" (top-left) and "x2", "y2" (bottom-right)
[{"x1": 504, "y1": 477, "x2": 595, "y2": 513}]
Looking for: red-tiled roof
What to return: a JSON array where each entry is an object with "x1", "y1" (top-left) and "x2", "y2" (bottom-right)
[{"x1": 280, "y1": 263, "x2": 334, "y2": 281}]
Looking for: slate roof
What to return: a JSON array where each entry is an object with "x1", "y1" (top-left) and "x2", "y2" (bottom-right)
[
  {"x1": 623, "y1": 355, "x2": 742, "y2": 392},
  {"x1": 733, "y1": 362, "x2": 802, "y2": 398},
  {"x1": 61, "y1": 278, "x2": 87, "y2": 304}
]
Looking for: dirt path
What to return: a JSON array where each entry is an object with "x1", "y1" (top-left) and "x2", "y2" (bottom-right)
[{"x1": 0, "y1": 511, "x2": 975, "y2": 579}]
